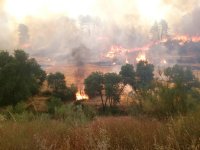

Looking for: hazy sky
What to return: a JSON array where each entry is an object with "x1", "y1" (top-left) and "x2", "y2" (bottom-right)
[{"x1": 0, "y1": 0, "x2": 200, "y2": 63}]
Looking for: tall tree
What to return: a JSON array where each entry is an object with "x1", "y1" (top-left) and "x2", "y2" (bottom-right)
[
  {"x1": 136, "y1": 61, "x2": 154, "y2": 90},
  {"x1": 84, "y1": 72, "x2": 105, "y2": 107},
  {"x1": 164, "y1": 65, "x2": 199, "y2": 89},
  {"x1": 0, "y1": 50, "x2": 46, "y2": 106},
  {"x1": 104, "y1": 73, "x2": 122, "y2": 107},
  {"x1": 159, "y1": 20, "x2": 168, "y2": 40},
  {"x1": 150, "y1": 21, "x2": 160, "y2": 41},
  {"x1": 47, "y1": 72, "x2": 66, "y2": 92},
  {"x1": 119, "y1": 64, "x2": 136, "y2": 89}
]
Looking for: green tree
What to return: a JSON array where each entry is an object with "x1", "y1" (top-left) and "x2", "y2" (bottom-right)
[
  {"x1": 164, "y1": 65, "x2": 199, "y2": 89},
  {"x1": 84, "y1": 72, "x2": 106, "y2": 108},
  {"x1": 119, "y1": 64, "x2": 135, "y2": 88},
  {"x1": 47, "y1": 72, "x2": 78, "y2": 101},
  {"x1": 0, "y1": 50, "x2": 46, "y2": 106},
  {"x1": 163, "y1": 65, "x2": 200, "y2": 114},
  {"x1": 47, "y1": 72, "x2": 66, "y2": 92},
  {"x1": 136, "y1": 61, "x2": 154, "y2": 90},
  {"x1": 84, "y1": 72, "x2": 123, "y2": 109},
  {"x1": 104, "y1": 73, "x2": 122, "y2": 107}
]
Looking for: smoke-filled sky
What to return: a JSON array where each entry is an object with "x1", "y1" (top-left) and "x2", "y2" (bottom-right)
[{"x1": 0, "y1": 0, "x2": 200, "y2": 64}]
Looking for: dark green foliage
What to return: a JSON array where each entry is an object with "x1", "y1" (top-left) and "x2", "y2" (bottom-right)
[
  {"x1": 66, "y1": 84, "x2": 78, "y2": 100},
  {"x1": 82, "y1": 104, "x2": 96, "y2": 119},
  {"x1": 119, "y1": 64, "x2": 135, "y2": 87},
  {"x1": 84, "y1": 72, "x2": 107, "y2": 109},
  {"x1": 136, "y1": 61, "x2": 154, "y2": 90},
  {"x1": 129, "y1": 64, "x2": 200, "y2": 117},
  {"x1": 84, "y1": 72, "x2": 104, "y2": 98},
  {"x1": 0, "y1": 50, "x2": 46, "y2": 106},
  {"x1": 47, "y1": 72, "x2": 66, "y2": 92},
  {"x1": 84, "y1": 72, "x2": 123, "y2": 110},
  {"x1": 104, "y1": 73, "x2": 122, "y2": 106},
  {"x1": 13, "y1": 102, "x2": 27, "y2": 114},
  {"x1": 161, "y1": 65, "x2": 200, "y2": 115},
  {"x1": 47, "y1": 97, "x2": 62, "y2": 114},
  {"x1": 47, "y1": 73, "x2": 77, "y2": 101},
  {"x1": 164, "y1": 65, "x2": 199, "y2": 89}
]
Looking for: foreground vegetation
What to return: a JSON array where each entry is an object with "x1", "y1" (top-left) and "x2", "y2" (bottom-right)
[
  {"x1": 0, "y1": 50, "x2": 200, "y2": 149},
  {"x1": 0, "y1": 110, "x2": 200, "y2": 149}
]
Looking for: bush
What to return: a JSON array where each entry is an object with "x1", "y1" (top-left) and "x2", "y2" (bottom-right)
[
  {"x1": 47, "y1": 97, "x2": 62, "y2": 114},
  {"x1": 13, "y1": 102, "x2": 27, "y2": 114},
  {"x1": 82, "y1": 104, "x2": 96, "y2": 120},
  {"x1": 131, "y1": 83, "x2": 200, "y2": 118}
]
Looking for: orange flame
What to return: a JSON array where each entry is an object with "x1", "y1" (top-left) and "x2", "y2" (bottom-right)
[
  {"x1": 161, "y1": 59, "x2": 167, "y2": 64},
  {"x1": 173, "y1": 35, "x2": 200, "y2": 43},
  {"x1": 136, "y1": 53, "x2": 147, "y2": 62},
  {"x1": 125, "y1": 58, "x2": 129, "y2": 64},
  {"x1": 105, "y1": 45, "x2": 129, "y2": 59},
  {"x1": 76, "y1": 90, "x2": 89, "y2": 101}
]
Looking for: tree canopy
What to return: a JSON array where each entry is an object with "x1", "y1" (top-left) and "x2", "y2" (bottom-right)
[
  {"x1": 84, "y1": 72, "x2": 104, "y2": 98},
  {"x1": 136, "y1": 61, "x2": 154, "y2": 90},
  {"x1": 47, "y1": 72, "x2": 77, "y2": 101},
  {"x1": 0, "y1": 50, "x2": 46, "y2": 106},
  {"x1": 47, "y1": 72, "x2": 66, "y2": 92},
  {"x1": 164, "y1": 65, "x2": 199, "y2": 89},
  {"x1": 119, "y1": 64, "x2": 135, "y2": 87}
]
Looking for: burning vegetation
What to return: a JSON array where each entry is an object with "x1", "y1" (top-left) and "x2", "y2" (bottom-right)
[{"x1": 1, "y1": 1, "x2": 200, "y2": 149}]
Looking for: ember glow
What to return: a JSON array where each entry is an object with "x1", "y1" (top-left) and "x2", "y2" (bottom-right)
[
  {"x1": 105, "y1": 45, "x2": 129, "y2": 59},
  {"x1": 5, "y1": 0, "x2": 95, "y2": 20},
  {"x1": 136, "y1": 0, "x2": 168, "y2": 21},
  {"x1": 125, "y1": 58, "x2": 129, "y2": 64},
  {"x1": 173, "y1": 35, "x2": 200, "y2": 43},
  {"x1": 136, "y1": 53, "x2": 147, "y2": 62},
  {"x1": 161, "y1": 59, "x2": 167, "y2": 64},
  {"x1": 76, "y1": 91, "x2": 89, "y2": 101},
  {"x1": 0, "y1": 0, "x2": 200, "y2": 85}
]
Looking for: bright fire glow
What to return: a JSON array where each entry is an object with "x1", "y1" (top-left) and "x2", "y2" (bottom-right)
[
  {"x1": 106, "y1": 45, "x2": 129, "y2": 59},
  {"x1": 173, "y1": 35, "x2": 200, "y2": 43},
  {"x1": 161, "y1": 59, "x2": 167, "y2": 64},
  {"x1": 136, "y1": 53, "x2": 147, "y2": 62},
  {"x1": 76, "y1": 91, "x2": 89, "y2": 101},
  {"x1": 125, "y1": 58, "x2": 129, "y2": 64},
  {"x1": 5, "y1": 0, "x2": 94, "y2": 20},
  {"x1": 136, "y1": 0, "x2": 168, "y2": 21}
]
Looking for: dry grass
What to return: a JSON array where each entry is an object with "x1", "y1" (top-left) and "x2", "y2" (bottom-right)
[{"x1": 0, "y1": 114, "x2": 200, "y2": 150}]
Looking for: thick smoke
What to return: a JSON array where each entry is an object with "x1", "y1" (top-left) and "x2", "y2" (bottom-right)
[
  {"x1": 0, "y1": 0, "x2": 200, "y2": 68},
  {"x1": 18, "y1": 24, "x2": 29, "y2": 46},
  {"x1": 177, "y1": 6, "x2": 200, "y2": 35},
  {"x1": 0, "y1": 0, "x2": 16, "y2": 49},
  {"x1": 71, "y1": 45, "x2": 90, "y2": 89}
]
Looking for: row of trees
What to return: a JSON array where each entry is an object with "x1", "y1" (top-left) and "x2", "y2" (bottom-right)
[
  {"x1": 0, "y1": 50, "x2": 199, "y2": 116},
  {"x1": 84, "y1": 61, "x2": 155, "y2": 110},
  {"x1": 47, "y1": 72, "x2": 77, "y2": 101},
  {"x1": 0, "y1": 50, "x2": 77, "y2": 106},
  {"x1": 0, "y1": 50, "x2": 46, "y2": 106},
  {"x1": 84, "y1": 61, "x2": 200, "y2": 114}
]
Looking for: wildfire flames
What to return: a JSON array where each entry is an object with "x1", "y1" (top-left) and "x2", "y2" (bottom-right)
[
  {"x1": 173, "y1": 35, "x2": 200, "y2": 43},
  {"x1": 76, "y1": 90, "x2": 89, "y2": 101},
  {"x1": 136, "y1": 53, "x2": 147, "y2": 62},
  {"x1": 105, "y1": 45, "x2": 129, "y2": 59},
  {"x1": 103, "y1": 34, "x2": 200, "y2": 66},
  {"x1": 161, "y1": 59, "x2": 167, "y2": 64}
]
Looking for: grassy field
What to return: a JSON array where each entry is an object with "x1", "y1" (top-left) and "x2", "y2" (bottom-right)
[{"x1": 0, "y1": 109, "x2": 200, "y2": 150}]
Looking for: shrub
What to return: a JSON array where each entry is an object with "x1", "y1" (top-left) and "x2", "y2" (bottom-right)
[
  {"x1": 13, "y1": 101, "x2": 27, "y2": 114},
  {"x1": 82, "y1": 104, "x2": 96, "y2": 120},
  {"x1": 47, "y1": 97, "x2": 62, "y2": 114}
]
